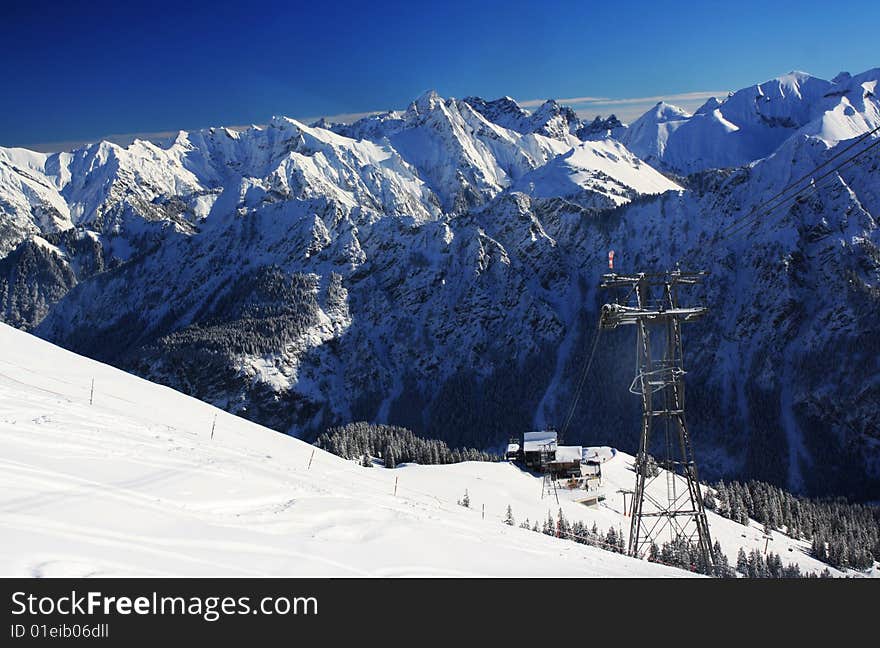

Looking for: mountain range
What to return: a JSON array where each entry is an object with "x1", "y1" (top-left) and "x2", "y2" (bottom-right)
[{"x1": 1, "y1": 67, "x2": 878, "y2": 499}]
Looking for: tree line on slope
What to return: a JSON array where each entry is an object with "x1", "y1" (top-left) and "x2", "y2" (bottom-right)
[
  {"x1": 153, "y1": 267, "x2": 326, "y2": 357},
  {"x1": 708, "y1": 479, "x2": 880, "y2": 571},
  {"x1": 505, "y1": 506, "x2": 830, "y2": 578},
  {"x1": 315, "y1": 422, "x2": 498, "y2": 467}
]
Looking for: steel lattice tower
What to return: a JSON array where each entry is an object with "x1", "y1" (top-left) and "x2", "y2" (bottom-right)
[{"x1": 599, "y1": 270, "x2": 714, "y2": 568}]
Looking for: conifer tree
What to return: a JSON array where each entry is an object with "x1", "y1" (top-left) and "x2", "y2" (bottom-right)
[
  {"x1": 736, "y1": 548, "x2": 748, "y2": 575},
  {"x1": 605, "y1": 527, "x2": 618, "y2": 551},
  {"x1": 712, "y1": 541, "x2": 731, "y2": 577},
  {"x1": 556, "y1": 508, "x2": 570, "y2": 539},
  {"x1": 504, "y1": 505, "x2": 515, "y2": 526},
  {"x1": 543, "y1": 511, "x2": 555, "y2": 536}
]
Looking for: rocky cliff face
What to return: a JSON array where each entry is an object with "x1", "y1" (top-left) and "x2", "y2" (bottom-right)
[{"x1": 1, "y1": 70, "x2": 878, "y2": 499}]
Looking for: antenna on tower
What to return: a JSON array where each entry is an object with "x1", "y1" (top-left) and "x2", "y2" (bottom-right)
[{"x1": 599, "y1": 269, "x2": 714, "y2": 568}]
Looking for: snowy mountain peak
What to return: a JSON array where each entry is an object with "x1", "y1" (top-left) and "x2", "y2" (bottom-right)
[
  {"x1": 512, "y1": 139, "x2": 680, "y2": 208},
  {"x1": 171, "y1": 130, "x2": 193, "y2": 148},
  {"x1": 574, "y1": 114, "x2": 627, "y2": 141},
  {"x1": 694, "y1": 97, "x2": 723, "y2": 115},
  {"x1": 531, "y1": 98, "x2": 559, "y2": 113},
  {"x1": 651, "y1": 101, "x2": 691, "y2": 120},
  {"x1": 529, "y1": 100, "x2": 581, "y2": 139},
  {"x1": 778, "y1": 69, "x2": 815, "y2": 82},
  {"x1": 268, "y1": 114, "x2": 308, "y2": 131},
  {"x1": 462, "y1": 95, "x2": 533, "y2": 133},
  {"x1": 621, "y1": 67, "x2": 880, "y2": 173},
  {"x1": 411, "y1": 89, "x2": 444, "y2": 114}
]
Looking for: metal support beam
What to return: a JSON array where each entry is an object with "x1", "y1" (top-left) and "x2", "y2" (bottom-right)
[{"x1": 600, "y1": 270, "x2": 714, "y2": 569}]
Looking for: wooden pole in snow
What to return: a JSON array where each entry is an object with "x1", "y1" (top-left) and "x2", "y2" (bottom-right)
[
  {"x1": 210, "y1": 414, "x2": 216, "y2": 440},
  {"x1": 308, "y1": 448, "x2": 315, "y2": 470},
  {"x1": 89, "y1": 378, "x2": 94, "y2": 405},
  {"x1": 394, "y1": 476, "x2": 398, "y2": 496},
  {"x1": 482, "y1": 503, "x2": 485, "y2": 520}
]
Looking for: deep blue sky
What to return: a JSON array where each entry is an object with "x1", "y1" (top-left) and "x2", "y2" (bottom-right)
[{"x1": 2, "y1": 0, "x2": 877, "y2": 149}]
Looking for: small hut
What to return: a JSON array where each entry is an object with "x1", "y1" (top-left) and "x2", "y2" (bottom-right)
[
  {"x1": 548, "y1": 445, "x2": 583, "y2": 478},
  {"x1": 522, "y1": 430, "x2": 557, "y2": 469}
]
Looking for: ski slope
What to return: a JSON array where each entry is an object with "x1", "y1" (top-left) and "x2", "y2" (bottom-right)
[
  {"x1": 0, "y1": 323, "x2": 860, "y2": 577},
  {"x1": 0, "y1": 323, "x2": 685, "y2": 577}
]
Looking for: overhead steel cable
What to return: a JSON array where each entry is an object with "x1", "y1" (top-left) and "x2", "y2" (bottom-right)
[
  {"x1": 714, "y1": 123, "x2": 880, "y2": 241},
  {"x1": 709, "y1": 134, "x2": 880, "y2": 248},
  {"x1": 676, "y1": 129, "x2": 880, "y2": 268},
  {"x1": 559, "y1": 322, "x2": 602, "y2": 441}
]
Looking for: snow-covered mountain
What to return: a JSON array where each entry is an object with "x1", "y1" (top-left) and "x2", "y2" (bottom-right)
[
  {"x1": 1, "y1": 322, "x2": 854, "y2": 577},
  {"x1": 621, "y1": 69, "x2": 880, "y2": 173},
  {"x1": 511, "y1": 139, "x2": 678, "y2": 206},
  {"x1": 1, "y1": 68, "x2": 879, "y2": 501}
]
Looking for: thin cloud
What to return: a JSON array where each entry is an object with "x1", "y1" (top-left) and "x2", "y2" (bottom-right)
[
  {"x1": 535, "y1": 90, "x2": 732, "y2": 123},
  {"x1": 302, "y1": 110, "x2": 387, "y2": 124},
  {"x1": 22, "y1": 131, "x2": 180, "y2": 153},
  {"x1": 517, "y1": 90, "x2": 728, "y2": 109},
  {"x1": 518, "y1": 96, "x2": 610, "y2": 108},
  {"x1": 578, "y1": 91, "x2": 730, "y2": 107},
  {"x1": 20, "y1": 112, "x2": 388, "y2": 153},
  {"x1": 21, "y1": 126, "x2": 256, "y2": 154}
]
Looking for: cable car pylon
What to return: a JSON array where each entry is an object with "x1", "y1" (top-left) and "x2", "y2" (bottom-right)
[{"x1": 599, "y1": 267, "x2": 714, "y2": 568}]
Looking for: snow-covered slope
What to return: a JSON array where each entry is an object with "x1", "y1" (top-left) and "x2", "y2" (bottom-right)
[
  {"x1": 622, "y1": 69, "x2": 880, "y2": 173},
  {"x1": 0, "y1": 322, "x2": 687, "y2": 577},
  {"x1": 0, "y1": 323, "x2": 851, "y2": 577},
  {"x1": 619, "y1": 102, "x2": 692, "y2": 168},
  {"x1": 512, "y1": 139, "x2": 680, "y2": 207}
]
